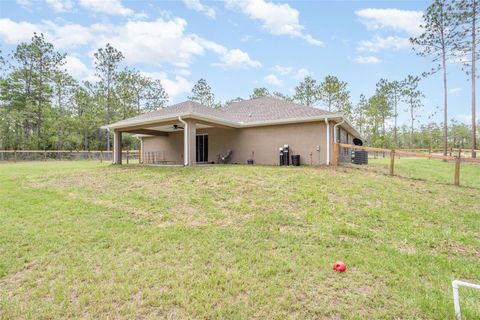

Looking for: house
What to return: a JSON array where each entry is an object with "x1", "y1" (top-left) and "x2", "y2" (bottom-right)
[{"x1": 103, "y1": 97, "x2": 361, "y2": 166}]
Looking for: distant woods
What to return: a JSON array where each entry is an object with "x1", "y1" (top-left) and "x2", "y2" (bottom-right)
[
  {"x1": 0, "y1": 0, "x2": 479, "y2": 154},
  {"x1": 0, "y1": 35, "x2": 168, "y2": 151}
]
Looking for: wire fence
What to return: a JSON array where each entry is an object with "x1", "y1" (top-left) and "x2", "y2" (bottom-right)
[
  {"x1": 0, "y1": 150, "x2": 140, "y2": 163},
  {"x1": 334, "y1": 143, "x2": 480, "y2": 189}
]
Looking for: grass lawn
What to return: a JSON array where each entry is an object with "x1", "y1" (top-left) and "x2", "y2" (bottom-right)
[
  {"x1": 0, "y1": 161, "x2": 479, "y2": 319},
  {"x1": 366, "y1": 157, "x2": 480, "y2": 189}
]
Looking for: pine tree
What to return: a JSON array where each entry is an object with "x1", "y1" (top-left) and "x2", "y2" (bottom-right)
[
  {"x1": 411, "y1": 0, "x2": 459, "y2": 155},
  {"x1": 188, "y1": 78, "x2": 215, "y2": 107},
  {"x1": 293, "y1": 76, "x2": 320, "y2": 106},
  {"x1": 250, "y1": 87, "x2": 270, "y2": 99}
]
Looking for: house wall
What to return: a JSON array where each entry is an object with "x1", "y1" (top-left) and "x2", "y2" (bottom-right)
[{"x1": 142, "y1": 121, "x2": 334, "y2": 165}]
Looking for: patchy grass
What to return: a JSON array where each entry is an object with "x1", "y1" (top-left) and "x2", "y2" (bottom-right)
[{"x1": 0, "y1": 161, "x2": 479, "y2": 319}]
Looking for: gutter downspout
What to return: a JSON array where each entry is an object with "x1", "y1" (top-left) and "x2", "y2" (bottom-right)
[
  {"x1": 178, "y1": 116, "x2": 188, "y2": 166},
  {"x1": 333, "y1": 119, "x2": 345, "y2": 144},
  {"x1": 325, "y1": 119, "x2": 330, "y2": 165}
]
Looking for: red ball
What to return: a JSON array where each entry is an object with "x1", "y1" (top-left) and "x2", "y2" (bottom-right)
[{"x1": 333, "y1": 261, "x2": 346, "y2": 272}]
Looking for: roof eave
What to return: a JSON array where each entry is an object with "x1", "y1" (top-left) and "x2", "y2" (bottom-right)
[{"x1": 102, "y1": 112, "x2": 362, "y2": 138}]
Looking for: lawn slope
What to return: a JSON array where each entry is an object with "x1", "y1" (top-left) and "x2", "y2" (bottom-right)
[{"x1": 0, "y1": 161, "x2": 479, "y2": 319}]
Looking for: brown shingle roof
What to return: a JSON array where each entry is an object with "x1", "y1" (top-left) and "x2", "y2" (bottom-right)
[
  {"x1": 224, "y1": 97, "x2": 335, "y2": 123},
  {"x1": 107, "y1": 100, "x2": 232, "y2": 127},
  {"x1": 105, "y1": 97, "x2": 339, "y2": 128}
]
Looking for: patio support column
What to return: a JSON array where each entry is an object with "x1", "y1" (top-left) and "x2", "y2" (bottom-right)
[
  {"x1": 185, "y1": 119, "x2": 197, "y2": 165},
  {"x1": 113, "y1": 130, "x2": 122, "y2": 164}
]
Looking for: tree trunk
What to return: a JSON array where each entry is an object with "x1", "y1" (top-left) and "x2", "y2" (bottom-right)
[
  {"x1": 472, "y1": 2, "x2": 477, "y2": 158},
  {"x1": 394, "y1": 92, "x2": 398, "y2": 147},
  {"x1": 442, "y1": 50, "x2": 448, "y2": 156},
  {"x1": 411, "y1": 106, "x2": 414, "y2": 149}
]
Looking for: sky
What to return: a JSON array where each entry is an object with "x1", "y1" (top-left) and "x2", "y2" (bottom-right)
[{"x1": 0, "y1": 0, "x2": 477, "y2": 127}]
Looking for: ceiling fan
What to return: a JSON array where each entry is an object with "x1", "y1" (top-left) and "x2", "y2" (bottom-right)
[{"x1": 172, "y1": 124, "x2": 184, "y2": 130}]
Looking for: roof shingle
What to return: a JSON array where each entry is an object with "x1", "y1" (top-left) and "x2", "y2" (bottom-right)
[{"x1": 106, "y1": 97, "x2": 338, "y2": 128}]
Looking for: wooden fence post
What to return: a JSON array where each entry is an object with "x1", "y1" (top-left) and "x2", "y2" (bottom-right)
[
  {"x1": 332, "y1": 143, "x2": 339, "y2": 168},
  {"x1": 389, "y1": 149, "x2": 395, "y2": 176},
  {"x1": 138, "y1": 149, "x2": 141, "y2": 164},
  {"x1": 44, "y1": 150, "x2": 47, "y2": 161},
  {"x1": 126, "y1": 150, "x2": 129, "y2": 164},
  {"x1": 14, "y1": 150, "x2": 17, "y2": 163},
  {"x1": 454, "y1": 157, "x2": 461, "y2": 186},
  {"x1": 100, "y1": 150, "x2": 103, "y2": 163}
]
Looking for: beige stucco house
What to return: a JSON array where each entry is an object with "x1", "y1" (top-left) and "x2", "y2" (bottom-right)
[{"x1": 104, "y1": 97, "x2": 361, "y2": 166}]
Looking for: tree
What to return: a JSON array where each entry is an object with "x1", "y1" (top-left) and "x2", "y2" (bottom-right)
[
  {"x1": 94, "y1": 43, "x2": 125, "y2": 150},
  {"x1": 318, "y1": 75, "x2": 351, "y2": 116},
  {"x1": 272, "y1": 91, "x2": 293, "y2": 101},
  {"x1": 51, "y1": 70, "x2": 77, "y2": 149},
  {"x1": 225, "y1": 97, "x2": 244, "y2": 106},
  {"x1": 411, "y1": 0, "x2": 459, "y2": 155},
  {"x1": 353, "y1": 94, "x2": 368, "y2": 137},
  {"x1": 145, "y1": 79, "x2": 168, "y2": 111},
  {"x1": 1, "y1": 33, "x2": 64, "y2": 149},
  {"x1": 293, "y1": 76, "x2": 320, "y2": 106},
  {"x1": 402, "y1": 75, "x2": 424, "y2": 148},
  {"x1": 250, "y1": 87, "x2": 270, "y2": 99},
  {"x1": 188, "y1": 78, "x2": 215, "y2": 107},
  {"x1": 378, "y1": 80, "x2": 403, "y2": 146},
  {"x1": 375, "y1": 79, "x2": 395, "y2": 139},
  {"x1": 454, "y1": 0, "x2": 479, "y2": 157},
  {"x1": 364, "y1": 94, "x2": 390, "y2": 147}
]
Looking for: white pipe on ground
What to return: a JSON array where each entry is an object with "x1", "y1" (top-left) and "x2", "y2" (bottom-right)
[
  {"x1": 452, "y1": 280, "x2": 480, "y2": 320},
  {"x1": 324, "y1": 118, "x2": 330, "y2": 165},
  {"x1": 178, "y1": 116, "x2": 188, "y2": 166}
]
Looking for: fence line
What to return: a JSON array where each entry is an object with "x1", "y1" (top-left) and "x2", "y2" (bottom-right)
[
  {"x1": 0, "y1": 150, "x2": 139, "y2": 163},
  {"x1": 333, "y1": 143, "x2": 480, "y2": 187}
]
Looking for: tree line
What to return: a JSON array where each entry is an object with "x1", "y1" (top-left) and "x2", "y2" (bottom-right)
[{"x1": 0, "y1": 34, "x2": 168, "y2": 151}]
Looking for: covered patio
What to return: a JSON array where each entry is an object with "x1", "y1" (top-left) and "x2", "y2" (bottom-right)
[{"x1": 111, "y1": 116, "x2": 236, "y2": 166}]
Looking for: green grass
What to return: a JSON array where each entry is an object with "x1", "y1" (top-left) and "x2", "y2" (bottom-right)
[
  {"x1": 366, "y1": 157, "x2": 480, "y2": 189},
  {"x1": 0, "y1": 161, "x2": 479, "y2": 319}
]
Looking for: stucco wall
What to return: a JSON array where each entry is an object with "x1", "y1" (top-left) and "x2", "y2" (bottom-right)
[{"x1": 142, "y1": 121, "x2": 333, "y2": 165}]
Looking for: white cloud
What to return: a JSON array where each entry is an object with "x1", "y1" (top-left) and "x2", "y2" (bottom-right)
[
  {"x1": 0, "y1": 19, "x2": 38, "y2": 43},
  {"x1": 46, "y1": 0, "x2": 73, "y2": 12},
  {"x1": 141, "y1": 71, "x2": 193, "y2": 100},
  {"x1": 16, "y1": 0, "x2": 32, "y2": 9},
  {"x1": 294, "y1": 68, "x2": 311, "y2": 80},
  {"x1": 94, "y1": 18, "x2": 204, "y2": 67},
  {"x1": 454, "y1": 113, "x2": 472, "y2": 124},
  {"x1": 270, "y1": 65, "x2": 292, "y2": 75},
  {"x1": 0, "y1": 19, "x2": 92, "y2": 49},
  {"x1": 214, "y1": 48, "x2": 261, "y2": 69},
  {"x1": 194, "y1": 35, "x2": 261, "y2": 69},
  {"x1": 64, "y1": 55, "x2": 92, "y2": 79},
  {"x1": 183, "y1": 0, "x2": 216, "y2": 19},
  {"x1": 175, "y1": 69, "x2": 191, "y2": 76},
  {"x1": 358, "y1": 36, "x2": 410, "y2": 53},
  {"x1": 0, "y1": 16, "x2": 261, "y2": 72},
  {"x1": 356, "y1": 8, "x2": 423, "y2": 36},
  {"x1": 354, "y1": 55, "x2": 381, "y2": 64},
  {"x1": 79, "y1": 0, "x2": 133, "y2": 16},
  {"x1": 225, "y1": 0, "x2": 322, "y2": 46},
  {"x1": 264, "y1": 74, "x2": 282, "y2": 86},
  {"x1": 448, "y1": 87, "x2": 462, "y2": 96}
]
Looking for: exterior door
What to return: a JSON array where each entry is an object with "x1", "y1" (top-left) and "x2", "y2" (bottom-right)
[{"x1": 196, "y1": 134, "x2": 208, "y2": 163}]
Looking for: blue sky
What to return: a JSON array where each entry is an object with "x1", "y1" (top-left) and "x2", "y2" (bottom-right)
[{"x1": 0, "y1": 0, "x2": 476, "y2": 127}]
